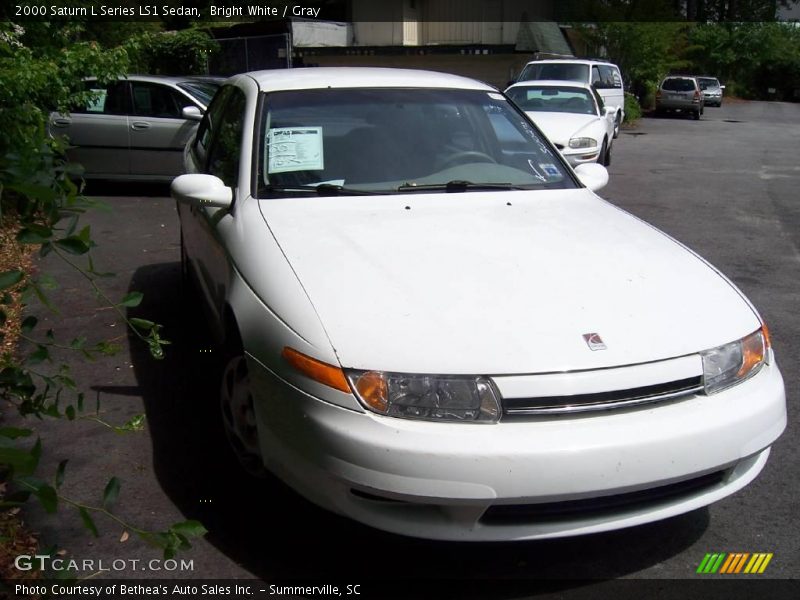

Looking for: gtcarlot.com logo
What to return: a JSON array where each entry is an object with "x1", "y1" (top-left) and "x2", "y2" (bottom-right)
[{"x1": 696, "y1": 552, "x2": 773, "y2": 574}]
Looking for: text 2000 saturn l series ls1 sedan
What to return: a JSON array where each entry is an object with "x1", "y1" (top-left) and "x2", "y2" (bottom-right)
[{"x1": 173, "y1": 68, "x2": 786, "y2": 541}]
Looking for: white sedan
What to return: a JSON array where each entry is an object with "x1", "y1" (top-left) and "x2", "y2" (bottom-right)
[
  {"x1": 173, "y1": 67, "x2": 785, "y2": 541},
  {"x1": 505, "y1": 80, "x2": 616, "y2": 167}
]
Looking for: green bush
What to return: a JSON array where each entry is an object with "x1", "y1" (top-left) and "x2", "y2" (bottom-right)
[
  {"x1": 623, "y1": 92, "x2": 642, "y2": 122},
  {"x1": 125, "y1": 29, "x2": 218, "y2": 75}
]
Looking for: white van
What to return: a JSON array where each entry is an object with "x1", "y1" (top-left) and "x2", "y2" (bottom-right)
[{"x1": 516, "y1": 59, "x2": 626, "y2": 138}]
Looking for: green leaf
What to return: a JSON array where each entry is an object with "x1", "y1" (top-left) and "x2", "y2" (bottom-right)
[
  {"x1": 55, "y1": 459, "x2": 68, "y2": 488},
  {"x1": 114, "y1": 414, "x2": 146, "y2": 433},
  {"x1": 79, "y1": 507, "x2": 99, "y2": 537},
  {"x1": 54, "y1": 236, "x2": 91, "y2": 255},
  {"x1": 0, "y1": 427, "x2": 33, "y2": 439},
  {"x1": 0, "y1": 447, "x2": 37, "y2": 475},
  {"x1": 34, "y1": 484, "x2": 58, "y2": 514},
  {"x1": 102, "y1": 476, "x2": 121, "y2": 510},
  {"x1": 28, "y1": 345, "x2": 50, "y2": 365},
  {"x1": 119, "y1": 291, "x2": 143, "y2": 308},
  {"x1": 169, "y1": 520, "x2": 208, "y2": 538},
  {"x1": 65, "y1": 405, "x2": 76, "y2": 420},
  {"x1": 77, "y1": 225, "x2": 91, "y2": 243},
  {"x1": 17, "y1": 227, "x2": 52, "y2": 244},
  {"x1": 21, "y1": 316, "x2": 38, "y2": 333},
  {"x1": 129, "y1": 317, "x2": 155, "y2": 330},
  {"x1": 0, "y1": 270, "x2": 24, "y2": 291}
]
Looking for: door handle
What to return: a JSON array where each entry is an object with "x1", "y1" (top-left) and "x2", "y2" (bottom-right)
[
  {"x1": 52, "y1": 119, "x2": 71, "y2": 127},
  {"x1": 131, "y1": 121, "x2": 151, "y2": 130}
]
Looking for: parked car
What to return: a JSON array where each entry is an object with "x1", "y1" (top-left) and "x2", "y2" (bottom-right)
[
  {"x1": 656, "y1": 76, "x2": 705, "y2": 119},
  {"x1": 173, "y1": 67, "x2": 785, "y2": 542},
  {"x1": 696, "y1": 76, "x2": 725, "y2": 107},
  {"x1": 48, "y1": 75, "x2": 222, "y2": 181},
  {"x1": 514, "y1": 58, "x2": 625, "y2": 138},
  {"x1": 505, "y1": 80, "x2": 616, "y2": 166}
]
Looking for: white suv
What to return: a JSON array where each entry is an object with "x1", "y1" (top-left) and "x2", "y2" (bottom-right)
[{"x1": 516, "y1": 59, "x2": 625, "y2": 138}]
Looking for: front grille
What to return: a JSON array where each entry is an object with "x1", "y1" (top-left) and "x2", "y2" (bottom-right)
[
  {"x1": 480, "y1": 470, "x2": 725, "y2": 525},
  {"x1": 503, "y1": 376, "x2": 703, "y2": 416}
]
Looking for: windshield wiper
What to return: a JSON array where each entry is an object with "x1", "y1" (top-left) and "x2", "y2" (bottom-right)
[
  {"x1": 397, "y1": 180, "x2": 528, "y2": 193},
  {"x1": 263, "y1": 184, "x2": 379, "y2": 196}
]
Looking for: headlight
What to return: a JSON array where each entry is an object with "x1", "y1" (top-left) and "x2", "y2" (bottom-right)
[
  {"x1": 568, "y1": 137, "x2": 597, "y2": 149},
  {"x1": 701, "y1": 326, "x2": 769, "y2": 394},
  {"x1": 347, "y1": 370, "x2": 501, "y2": 423}
]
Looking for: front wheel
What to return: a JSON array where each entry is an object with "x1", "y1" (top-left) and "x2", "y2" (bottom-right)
[
  {"x1": 219, "y1": 346, "x2": 267, "y2": 478},
  {"x1": 613, "y1": 113, "x2": 621, "y2": 138},
  {"x1": 597, "y1": 139, "x2": 610, "y2": 167},
  {"x1": 693, "y1": 109, "x2": 701, "y2": 120}
]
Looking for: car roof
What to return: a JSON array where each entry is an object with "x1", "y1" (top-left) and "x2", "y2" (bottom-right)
[
  {"x1": 242, "y1": 67, "x2": 495, "y2": 93},
  {"x1": 84, "y1": 74, "x2": 219, "y2": 85},
  {"x1": 507, "y1": 80, "x2": 594, "y2": 91},
  {"x1": 524, "y1": 59, "x2": 618, "y2": 67}
]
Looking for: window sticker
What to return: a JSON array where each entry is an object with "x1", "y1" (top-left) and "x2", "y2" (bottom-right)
[
  {"x1": 267, "y1": 127, "x2": 324, "y2": 173},
  {"x1": 538, "y1": 163, "x2": 563, "y2": 180},
  {"x1": 86, "y1": 89, "x2": 107, "y2": 113},
  {"x1": 527, "y1": 160, "x2": 547, "y2": 183}
]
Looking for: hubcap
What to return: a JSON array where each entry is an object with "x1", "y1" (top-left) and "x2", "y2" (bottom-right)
[{"x1": 220, "y1": 355, "x2": 266, "y2": 476}]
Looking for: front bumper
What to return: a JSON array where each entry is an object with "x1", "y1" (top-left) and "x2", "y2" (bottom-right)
[
  {"x1": 247, "y1": 356, "x2": 786, "y2": 541},
  {"x1": 561, "y1": 147, "x2": 601, "y2": 166}
]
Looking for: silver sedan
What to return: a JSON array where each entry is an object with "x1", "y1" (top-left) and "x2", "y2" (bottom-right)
[{"x1": 49, "y1": 75, "x2": 221, "y2": 181}]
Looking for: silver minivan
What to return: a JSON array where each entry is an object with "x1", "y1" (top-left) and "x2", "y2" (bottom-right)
[
  {"x1": 49, "y1": 75, "x2": 220, "y2": 181},
  {"x1": 516, "y1": 59, "x2": 626, "y2": 138}
]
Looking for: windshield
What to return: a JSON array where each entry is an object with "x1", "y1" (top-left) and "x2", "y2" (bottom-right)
[
  {"x1": 507, "y1": 86, "x2": 597, "y2": 115},
  {"x1": 662, "y1": 78, "x2": 696, "y2": 92},
  {"x1": 518, "y1": 63, "x2": 589, "y2": 83},
  {"x1": 697, "y1": 77, "x2": 720, "y2": 89},
  {"x1": 177, "y1": 81, "x2": 220, "y2": 106},
  {"x1": 257, "y1": 88, "x2": 577, "y2": 197}
]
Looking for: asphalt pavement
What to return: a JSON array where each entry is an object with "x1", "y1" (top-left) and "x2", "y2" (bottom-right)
[{"x1": 15, "y1": 100, "x2": 800, "y2": 596}]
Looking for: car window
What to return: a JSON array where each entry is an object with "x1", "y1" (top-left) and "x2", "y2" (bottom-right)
[
  {"x1": 74, "y1": 81, "x2": 128, "y2": 115},
  {"x1": 662, "y1": 78, "x2": 696, "y2": 92},
  {"x1": 598, "y1": 65, "x2": 619, "y2": 89},
  {"x1": 519, "y1": 63, "x2": 589, "y2": 83},
  {"x1": 206, "y1": 87, "x2": 246, "y2": 187},
  {"x1": 177, "y1": 81, "x2": 220, "y2": 106},
  {"x1": 591, "y1": 66, "x2": 602, "y2": 86},
  {"x1": 507, "y1": 86, "x2": 596, "y2": 115},
  {"x1": 131, "y1": 82, "x2": 185, "y2": 118},
  {"x1": 258, "y1": 88, "x2": 577, "y2": 196},
  {"x1": 194, "y1": 85, "x2": 232, "y2": 168}
]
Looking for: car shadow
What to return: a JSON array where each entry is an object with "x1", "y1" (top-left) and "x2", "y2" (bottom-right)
[
  {"x1": 123, "y1": 262, "x2": 709, "y2": 591},
  {"x1": 82, "y1": 180, "x2": 171, "y2": 198}
]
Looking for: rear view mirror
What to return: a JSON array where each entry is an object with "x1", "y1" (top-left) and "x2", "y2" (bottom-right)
[
  {"x1": 574, "y1": 163, "x2": 609, "y2": 192},
  {"x1": 171, "y1": 174, "x2": 233, "y2": 209},
  {"x1": 182, "y1": 106, "x2": 203, "y2": 121}
]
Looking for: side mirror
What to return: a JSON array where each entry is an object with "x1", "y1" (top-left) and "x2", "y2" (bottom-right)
[
  {"x1": 574, "y1": 163, "x2": 609, "y2": 192},
  {"x1": 171, "y1": 174, "x2": 233, "y2": 209},
  {"x1": 720, "y1": 85, "x2": 726, "y2": 90},
  {"x1": 604, "y1": 106, "x2": 615, "y2": 116},
  {"x1": 182, "y1": 106, "x2": 203, "y2": 121}
]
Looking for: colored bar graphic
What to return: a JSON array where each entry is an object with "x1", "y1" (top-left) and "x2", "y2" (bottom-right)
[{"x1": 699, "y1": 552, "x2": 773, "y2": 574}]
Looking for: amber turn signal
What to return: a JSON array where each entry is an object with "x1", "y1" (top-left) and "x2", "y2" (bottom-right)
[{"x1": 282, "y1": 347, "x2": 351, "y2": 393}]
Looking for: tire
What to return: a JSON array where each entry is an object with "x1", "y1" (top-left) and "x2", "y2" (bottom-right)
[
  {"x1": 693, "y1": 109, "x2": 701, "y2": 120},
  {"x1": 219, "y1": 331, "x2": 267, "y2": 478},
  {"x1": 598, "y1": 139, "x2": 609, "y2": 166},
  {"x1": 604, "y1": 141, "x2": 611, "y2": 167},
  {"x1": 613, "y1": 112, "x2": 621, "y2": 138}
]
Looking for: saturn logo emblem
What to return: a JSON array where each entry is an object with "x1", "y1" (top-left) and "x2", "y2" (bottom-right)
[{"x1": 583, "y1": 333, "x2": 607, "y2": 351}]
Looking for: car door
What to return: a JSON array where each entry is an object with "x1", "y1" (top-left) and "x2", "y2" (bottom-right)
[
  {"x1": 49, "y1": 80, "x2": 131, "y2": 177},
  {"x1": 128, "y1": 81, "x2": 200, "y2": 177},
  {"x1": 189, "y1": 86, "x2": 246, "y2": 322}
]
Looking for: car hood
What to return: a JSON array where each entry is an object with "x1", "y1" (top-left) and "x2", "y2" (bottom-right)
[
  {"x1": 525, "y1": 112, "x2": 599, "y2": 146},
  {"x1": 258, "y1": 189, "x2": 759, "y2": 374}
]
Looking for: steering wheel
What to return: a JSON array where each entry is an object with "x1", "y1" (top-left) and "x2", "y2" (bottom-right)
[{"x1": 437, "y1": 151, "x2": 497, "y2": 170}]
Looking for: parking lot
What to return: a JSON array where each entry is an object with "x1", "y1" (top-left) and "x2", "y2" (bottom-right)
[{"x1": 26, "y1": 99, "x2": 799, "y2": 591}]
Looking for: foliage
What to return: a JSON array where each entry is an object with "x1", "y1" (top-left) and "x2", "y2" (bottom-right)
[
  {"x1": 624, "y1": 92, "x2": 642, "y2": 122},
  {"x1": 573, "y1": 22, "x2": 693, "y2": 106},
  {"x1": 125, "y1": 28, "x2": 218, "y2": 75},
  {"x1": 0, "y1": 21, "x2": 205, "y2": 563},
  {"x1": 687, "y1": 22, "x2": 800, "y2": 100}
]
